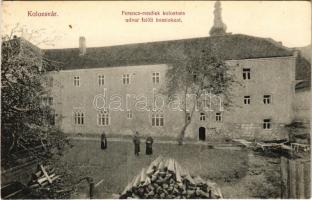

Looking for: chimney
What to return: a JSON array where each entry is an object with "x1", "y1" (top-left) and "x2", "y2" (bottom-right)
[
  {"x1": 209, "y1": 1, "x2": 227, "y2": 36},
  {"x1": 79, "y1": 36, "x2": 86, "y2": 56},
  {"x1": 293, "y1": 50, "x2": 299, "y2": 57}
]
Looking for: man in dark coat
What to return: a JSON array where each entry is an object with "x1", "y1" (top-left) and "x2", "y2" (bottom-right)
[
  {"x1": 101, "y1": 131, "x2": 107, "y2": 150},
  {"x1": 145, "y1": 136, "x2": 153, "y2": 155},
  {"x1": 133, "y1": 131, "x2": 140, "y2": 156}
]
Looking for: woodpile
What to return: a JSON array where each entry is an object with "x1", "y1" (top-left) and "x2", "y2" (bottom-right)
[
  {"x1": 28, "y1": 164, "x2": 60, "y2": 189},
  {"x1": 120, "y1": 156, "x2": 223, "y2": 199}
]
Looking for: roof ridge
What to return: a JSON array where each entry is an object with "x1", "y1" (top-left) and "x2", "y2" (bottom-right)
[
  {"x1": 43, "y1": 34, "x2": 295, "y2": 71},
  {"x1": 43, "y1": 34, "x2": 247, "y2": 51}
]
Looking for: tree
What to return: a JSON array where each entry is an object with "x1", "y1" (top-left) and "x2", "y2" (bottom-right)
[
  {"x1": 164, "y1": 48, "x2": 237, "y2": 145},
  {"x1": 1, "y1": 26, "x2": 68, "y2": 167}
]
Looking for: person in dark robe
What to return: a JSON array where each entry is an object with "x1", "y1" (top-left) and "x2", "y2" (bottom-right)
[
  {"x1": 101, "y1": 131, "x2": 107, "y2": 150},
  {"x1": 133, "y1": 131, "x2": 140, "y2": 156},
  {"x1": 145, "y1": 136, "x2": 153, "y2": 155}
]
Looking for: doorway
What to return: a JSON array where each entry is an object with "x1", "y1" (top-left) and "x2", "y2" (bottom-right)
[{"x1": 199, "y1": 127, "x2": 206, "y2": 141}]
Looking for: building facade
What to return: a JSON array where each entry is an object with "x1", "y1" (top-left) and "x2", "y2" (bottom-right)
[
  {"x1": 40, "y1": 2, "x2": 310, "y2": 141},
  {"x1": 44, "y1": 52, "x2": 299, "y2": 141}
]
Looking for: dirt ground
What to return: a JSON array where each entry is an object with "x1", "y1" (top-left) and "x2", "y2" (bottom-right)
[{"x1": 53, "y1": 139, "x2": 281, "y2": 198}]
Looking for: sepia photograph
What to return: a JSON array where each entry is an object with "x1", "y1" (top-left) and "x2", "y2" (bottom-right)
[{"x1": 1, "y1": 1, "x2": 311, "y2": 199}]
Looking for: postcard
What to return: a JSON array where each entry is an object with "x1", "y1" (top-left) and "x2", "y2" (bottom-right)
[{"x1": 1, "y1": 1, "x2": 311, "y2": 199}]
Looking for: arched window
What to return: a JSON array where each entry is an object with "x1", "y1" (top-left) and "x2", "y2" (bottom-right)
[
  {"x1": 200, "y1": 113, "x2": 206, "y2": 121},
  {"x1": 74, "y1": 111, "x2": 84, "y2": 125},
  {"x1": 98, "y1": 75, "x2": 105, "y2": 86},
  {"x1": 152, "y1": 112, "x2": 164, "y2": 127},
  {"x1": 98, "y1": 111, "x2": 109, "y2": 126}
]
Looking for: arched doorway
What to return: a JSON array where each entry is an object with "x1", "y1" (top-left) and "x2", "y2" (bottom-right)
[{"x1": 199, "y1": 127, "x2": 206, "y2": 141}]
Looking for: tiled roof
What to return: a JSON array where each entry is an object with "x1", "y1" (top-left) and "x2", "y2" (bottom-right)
[
  {"x1": 43, "y1": 34, "x2": 294, "y2": 69},
  {"x1": 42, "y1": 34, "x2": 310, "y2": 80}
]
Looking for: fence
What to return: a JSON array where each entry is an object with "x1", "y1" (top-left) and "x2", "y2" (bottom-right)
[
  {"x1": 281, "y1": 157, "x2": 310, "y2": 198},
  {"x1": 1, "y1": 159, "x2": 39, "y2": 186}
]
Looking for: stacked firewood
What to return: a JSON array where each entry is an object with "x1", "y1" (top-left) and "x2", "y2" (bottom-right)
[
  {"x1": 28, "y1": 164, "x2": 60, "y2": 189},
  {"x1": 120, "y1": 156, "x2": 223, "y2": 199}
]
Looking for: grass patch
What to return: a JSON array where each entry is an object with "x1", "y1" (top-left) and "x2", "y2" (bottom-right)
[{"x1": 54, "y1": 139, "x2": 279, "y2": 198}]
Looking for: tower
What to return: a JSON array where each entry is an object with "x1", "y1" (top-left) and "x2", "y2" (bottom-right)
[{"x1": 209, "y1": 1, "x2": 227, "y2": 36}]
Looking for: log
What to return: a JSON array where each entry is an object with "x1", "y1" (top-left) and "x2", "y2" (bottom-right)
[
  {"x1": 39, "y1": 180, "x2": 50, "y2": 187},
  {"x1": 132, "y1": 174, "x2": 141, "y2": 188},
  {"x1": 296, "y1": 161, "x2": 305, "y2": 198},
  {"x1": 29, "y1": 183, "x2": 40, "y2": 189},
  {"x1": 158, "y1": 161, "x2": 165, "y2": 171},
  {"x1": 55, "y1": 188, "x2": 73, "y2": 193},
  {"x1": 33, "y1": 170, "x2": 42, "y2": 178},
  {"x1": 40, "y1": 165, "x2": 52, "y2": 184},
  {"x1": 185, "y1": 173, "x2": 195, "y2": 185},
  {"x1": 304, "y1": 162, "x2": 311, "y2": 198},
  {"x1": 51, "y1": 175, "x2": 59, "y2": 182},
  {"x1": 146, "y1": 164, "x2": 155, "y2": 175},
  {"x1": 38, "y1": 173, "x2": 56, "y2": 184},
  {"x1": 152, "y1": 156, "x2": 163, "y2": 167},
  {"x1": 174, "y1": 161, "x2": 182, "y2": 184},
  {"x1": 94, "y1": 179, "x2": 104, "y2": 188},
  {"x1": 120, "y1": 157, "x2": 223, "y2": 199},
  {"x1": 143, "y1": 177, "x2": 151, "y2": 186},
  {"x1": 194, "y1": 176, "x2": 205, "y2": 185},
  {"x1": 196, "y1": 188, "x2": 210, "y2": 198},
  {"x1": 289, "y1": 159, "x2": 297, "y2": 198},
  {"x1": 164, "y1": 159, "x2": 170, "y2": 169},
  {"x1": 207, "y1": 180, "x2": 223, "y2": 198},
  {"x1": 280, "y1": 157, "x2": 289, "y2": 198},
  {"x1": 3, "y1": 189, "x2": 24, "y2": 199},
  {"x1": 48, "y1": 168, "x2": 55, "y2": 174},
  {"x1": 179, "y1": 165, "x2": 188, "y2": 177},
  {"x1": 38, "y1": 175, "x2": 59, "y2": 186},
  {"x1": 167, "y1": 159, "x2": 175, "y2": 172},
  {"x1": 139, "y1": 168, "x2": 147, "y2": 183},
  {"x1": 122, "y1": 176, "x2": 136, "y2": 195},
  {"x1": 147, "y1": 156, "x2": 163, "y2": 175}
]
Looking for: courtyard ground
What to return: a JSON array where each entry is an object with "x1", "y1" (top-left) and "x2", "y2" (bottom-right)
[{"x1": 53, "y1": 139, "x2": 281, "y2": 198}]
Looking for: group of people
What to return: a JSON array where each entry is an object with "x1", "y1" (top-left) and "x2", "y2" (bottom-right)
[{"x1": 100, "y1": 131, "x2": 154, "y2": 156}]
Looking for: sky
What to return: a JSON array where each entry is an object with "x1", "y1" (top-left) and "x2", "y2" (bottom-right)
[{"x1": 1, "y1": 1, "x2": 311, "y2": 49}]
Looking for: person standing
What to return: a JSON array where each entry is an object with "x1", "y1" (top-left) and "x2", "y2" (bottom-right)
[
  {"x1": 145, "y1": 136, "x2": 153, "y2": 155},
  {"x1": 101, "y1": 131, "x2": 107, "y2": 150},
  {"x1": 133, "y1": 131, "x2": 140, "y2": 156}
]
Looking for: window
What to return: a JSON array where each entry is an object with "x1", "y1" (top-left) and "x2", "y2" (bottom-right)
[
  {"x1": 200, "y1": 113, "x2": 206, "y2": 121},
  {"x1": 74, "y1": 76, "x2": 80, "y2": 86},
  {"x1": 127, "y1": 110, "x2": 133, "y2": 119},
  {"x1": 263, "y1": 95, "x2": 271, "y2": 104},
  {"x1": 186, "y1": 112, "x2": 191, "y2": 122},
  {"x1": 216, "y1": 112, "x2": 222, "y2": 122},
  {"x1": 122, "y1": 74, "x2": 130, "y2": 85},
  {"x1": 243, "y1": 68, "x2": 251, "y2": 80},
  {"x1": 152, "y1": 113, "x2": 164, "y2": 127},
  {"x1": 74, "y1": 111, "x2": 84, "y2": 125},
  {"x1": 244, "y1": 96, "x2": 251, "y2": 104},
  {"x1": 98, "y1": 111, "x2": 109, "y2": 126},
  {"x1": 48, "y1": 97, "x2": 53, "y2": 106},
  {"x1": 263, "y1": 119, "x2": 271, "y2": 130},
  {"x1": 152, "y1": 72, "x2": 160, "y2": 84},
  {"x1": 98, "y1": 75, "x2": 105, "y2": 86}
]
